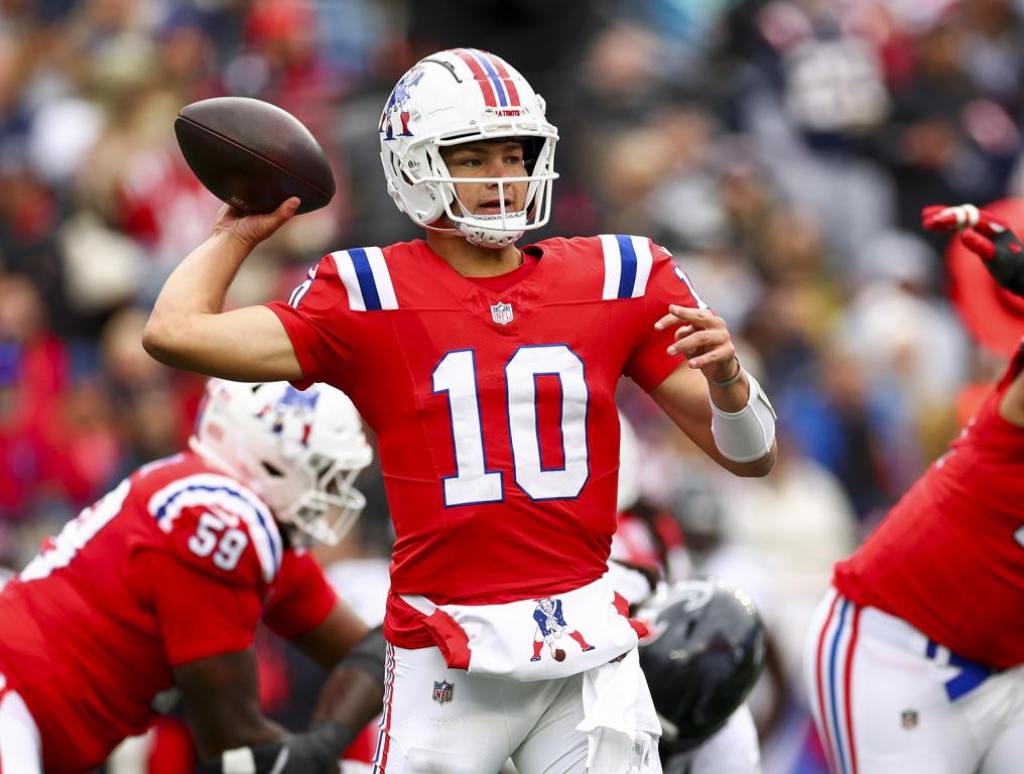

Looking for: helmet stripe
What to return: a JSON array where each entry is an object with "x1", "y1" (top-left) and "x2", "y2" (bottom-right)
[
  {"x1": 453, "y1": 49, "x2": 498, "y2": 107},
  {"x1": 467, "y1": 49, "x2": 509, "y2": 107},
  {"x1": 476, "y1": 50, "x2": 520, "y2": 106}
]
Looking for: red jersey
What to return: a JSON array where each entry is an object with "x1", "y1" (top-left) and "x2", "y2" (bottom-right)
[
  {"x1": 834, "y1": 347, "x2": 1024, "y2": 669},
  {"x1": 268, "y1": 236, "x2": 702, "y2": 648},
  {"x1": 0, "y1": 452, "x2": 337, "y2": 772}
]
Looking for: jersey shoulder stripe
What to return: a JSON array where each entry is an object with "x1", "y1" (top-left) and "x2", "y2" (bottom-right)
[
  {"x1": 146, "y1": 474, "x2": 282, "y2": 583},
  {"x1": 598, "y1": 234, "x2": 654, "y2": 300},
  {"x1": 332, "y1": 247, "x2": 398, "y2": 312}
]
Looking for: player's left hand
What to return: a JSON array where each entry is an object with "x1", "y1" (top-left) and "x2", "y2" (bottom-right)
[{"x1": 655, "y1": 304, "x2": 739, "y2": 383}]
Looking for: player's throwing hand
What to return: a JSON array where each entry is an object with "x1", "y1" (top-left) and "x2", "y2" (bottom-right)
[
  {"x1": 655, "y1": 304, "x2": 740, "y2": 383},
  {"x1": 212, "y1": 196, "x2": 302, "y2": 249},
  {"x1": 922, "y1": 203, "x2": 1024, "y2": 296}
]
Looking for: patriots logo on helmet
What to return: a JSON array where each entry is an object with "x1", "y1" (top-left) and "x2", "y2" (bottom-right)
[
  {"x1": 255, "y1": 386, "x2": 320, "y2": 450},
  {"x1": 380, "y1": 66, "x2": 425, "y2": 141}
]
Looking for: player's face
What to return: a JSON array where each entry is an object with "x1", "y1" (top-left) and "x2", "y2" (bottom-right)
[{"x1": 441, "y1": 140, "x2": 529, "y2": 216}]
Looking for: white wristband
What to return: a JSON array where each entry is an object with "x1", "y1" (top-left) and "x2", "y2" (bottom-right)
[{"x1": 710, "y1": 371, "x2": 777, "y2": 463}]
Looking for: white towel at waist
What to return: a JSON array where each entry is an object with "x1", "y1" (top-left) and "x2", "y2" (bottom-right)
[{"x1": 578, "y1": 647, "x2": 663, "y2": 774}]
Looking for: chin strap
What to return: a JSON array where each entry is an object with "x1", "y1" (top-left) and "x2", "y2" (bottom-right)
[{"x1": 455, "y1": 209, "x2": 527, "y2": 249}]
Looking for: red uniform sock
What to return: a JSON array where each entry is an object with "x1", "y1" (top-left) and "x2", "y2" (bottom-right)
[{"x1": 570, "y1": 631, "x2": 592, "y2": 649}]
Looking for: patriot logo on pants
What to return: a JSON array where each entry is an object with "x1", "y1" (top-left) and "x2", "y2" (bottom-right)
[{"x1": 530, "y1": 597, "x2": 594, "y2": 663}]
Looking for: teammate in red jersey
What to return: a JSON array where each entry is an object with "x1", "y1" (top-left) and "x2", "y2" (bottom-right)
[
  {"x1": 0, "y1": 378, "x2": 386, "y2": 774},
  {"x1": 804, "y1": 204, "x2": 1024, "y2": 774},
  {"x1": 143, "y1": 49, "x2": 777, "y2": 773}
]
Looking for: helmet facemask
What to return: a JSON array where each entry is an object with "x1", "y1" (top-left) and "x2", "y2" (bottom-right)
[
  {"x1": 434, "y1": 133, "x2": 555, "y2": 249},
  {"x1": 395, "y1": 131, "x2": 557, "y2": 249},
  {"x1": 274, "y1": 451, "x2": 368, "y2": 547}
]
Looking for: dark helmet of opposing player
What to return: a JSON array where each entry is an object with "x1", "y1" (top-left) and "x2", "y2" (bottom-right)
[{"x1": 638, "y1": 578, "x2": 765, "y2": 751}]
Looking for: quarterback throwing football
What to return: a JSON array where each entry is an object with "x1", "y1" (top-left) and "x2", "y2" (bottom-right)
[{"x1": 144, "y1": 49, "x2": 778, "y2": 773}]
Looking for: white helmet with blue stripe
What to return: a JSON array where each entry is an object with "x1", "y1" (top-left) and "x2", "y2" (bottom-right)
[
  {"x1": 190, "y1": 379, "x2": 373, "y2": 546},
  {"x1": 379, "y1": 48, "x2": 558, "y2": 249}
]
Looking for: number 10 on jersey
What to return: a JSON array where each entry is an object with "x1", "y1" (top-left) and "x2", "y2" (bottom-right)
[{"x1": 433, "y1": 345, "x2": 590, "y2": 505}]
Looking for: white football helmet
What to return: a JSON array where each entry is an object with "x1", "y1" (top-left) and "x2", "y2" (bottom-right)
[
  {"x1": 379, "y1": 48, "x2": 558, "y2": 249},
  {"x1": 190, "y1": 380, "x2": 373, "y2": 546}
]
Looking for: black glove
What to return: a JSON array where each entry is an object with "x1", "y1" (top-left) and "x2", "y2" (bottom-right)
[
  {"x1": 922, "y1": 204, "x2": 1024, "y2": 296},
  {"x1": 207, "y1": 722, "x2": 352, "y2": 774}
]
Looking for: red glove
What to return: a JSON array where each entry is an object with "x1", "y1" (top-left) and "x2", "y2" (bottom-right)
[{"x1": 922, "y1": 204, "x2": 1024, "y2": 296}]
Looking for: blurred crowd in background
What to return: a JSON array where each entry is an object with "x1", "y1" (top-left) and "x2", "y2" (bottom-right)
[{"x1": 1, "y1": 0, "x2": 1023, "y2": 771}]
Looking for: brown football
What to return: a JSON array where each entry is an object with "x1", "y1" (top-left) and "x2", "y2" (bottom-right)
[
  {"x1": 174, "y1": 97, "x2": 335, "y2": 215},
  {"x1": 554, "y1": 649, "x2": 566, "y2": 662}
]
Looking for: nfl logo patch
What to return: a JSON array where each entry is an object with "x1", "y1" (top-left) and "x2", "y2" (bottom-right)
[
  {"x1": 901, "y1": 709, "x2": 918, "y2": 730},
  {"x1": 432, "y1": 680, "x2": 454, "y2": 705},
  {"x1": 490, "y1": 301, "x2": 514, "y2": 326}
]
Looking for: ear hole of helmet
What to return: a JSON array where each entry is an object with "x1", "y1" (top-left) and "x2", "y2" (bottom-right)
[
  {"x1": 308, "y1": 452, "x2": 333, "y2": 477},
  {"x1": 261, "y1": 461, "x2": 285, "y2": 477},
  {"x1": 520, "y1": 136, "x2": 543, "y2": 173},
  {"x1": 389, "y1": 153, "x2": 413, "y2": 186}
]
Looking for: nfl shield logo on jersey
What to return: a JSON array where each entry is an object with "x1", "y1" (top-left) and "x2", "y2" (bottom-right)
[
  {"x1": 432, "y1": 680, "x2": 454, "y2": 705},
  {"x1": 490, "y1": 301, "x2": 514, "y2": 326}
]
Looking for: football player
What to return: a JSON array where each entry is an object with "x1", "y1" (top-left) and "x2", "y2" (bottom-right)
[
  {"x1": 142, "y1": 49, "x2": 777, "y2": 772},
  {"x1": 803, "y1": 204, "x2": 1024, "y2": 774},
  {"x1": 0, "y1": 379, "x2": 385, "y2": 773}
]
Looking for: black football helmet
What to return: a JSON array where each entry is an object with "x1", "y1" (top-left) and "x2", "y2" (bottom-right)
[{"x1": 638, "y1": 578, "x2": 765, "y2": 752}]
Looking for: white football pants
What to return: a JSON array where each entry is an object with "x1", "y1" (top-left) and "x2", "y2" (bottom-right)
[
  {"x1": 370, "y1": 643, "x2": 658, "y2": 773},
  {"x1": 0, "y1": 674, "x2": 42, "y2": 774},
  {"x1": 804, "y1": 587, "x2": 1024, "y2": 774}
]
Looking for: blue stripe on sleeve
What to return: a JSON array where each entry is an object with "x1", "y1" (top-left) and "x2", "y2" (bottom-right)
[
  {"x1": 153, "y1": 483, "x2": 280, "y2": 572},
  {"x1": 350, "y1": 248, "x2": 382, "y2": 311},
  {"x1": 616, "y1": 235, "x2": 638, "y2": 299}
]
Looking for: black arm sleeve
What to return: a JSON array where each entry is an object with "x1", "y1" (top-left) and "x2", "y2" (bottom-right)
[
  {"x1": 201, "y1": 721, "x2": 354, "y2": 774},
  {"x1": 338, "y1": 624, "x2": 385, "y2": 682}
]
